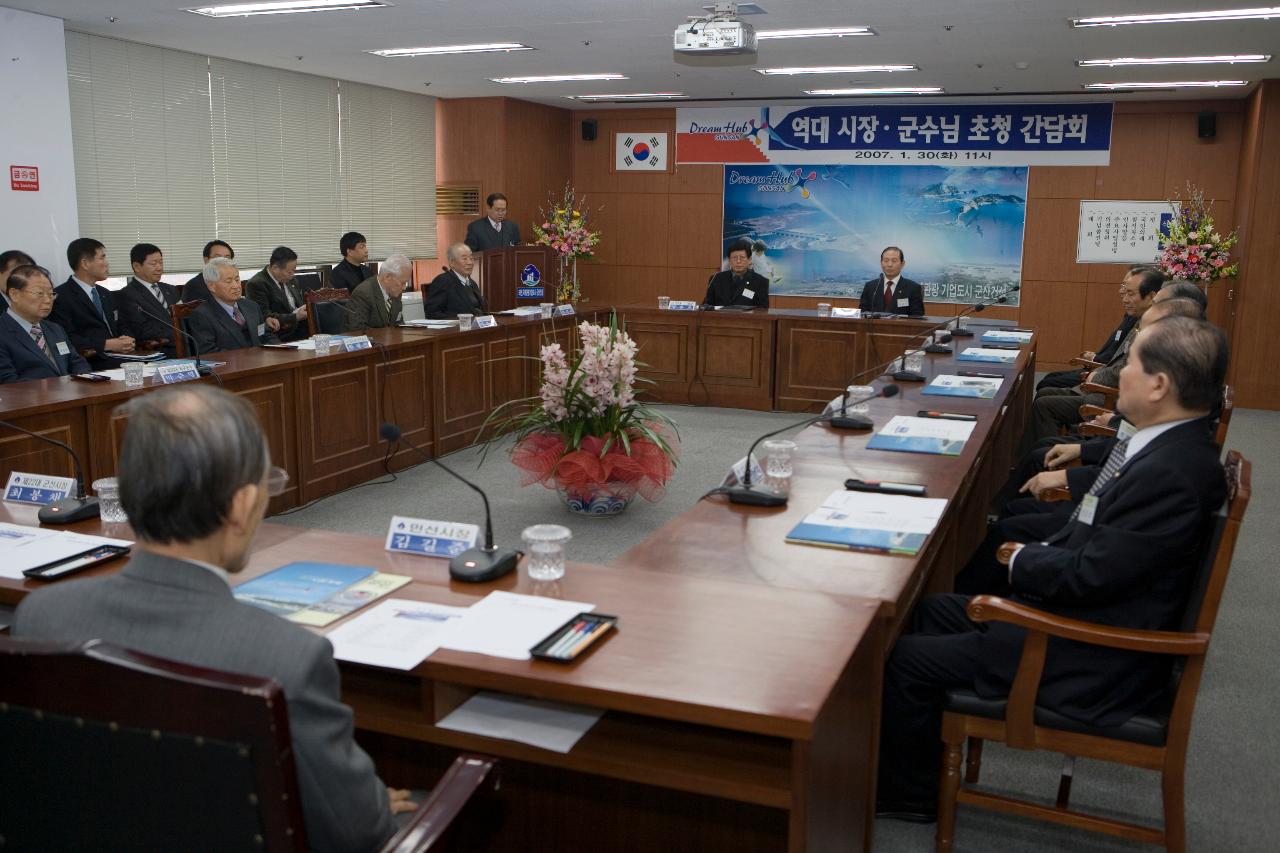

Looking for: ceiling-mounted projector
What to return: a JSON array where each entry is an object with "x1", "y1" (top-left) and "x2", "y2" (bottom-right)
[{"x1": 674, "y1": 4, "x2": 757, "y2": 55}]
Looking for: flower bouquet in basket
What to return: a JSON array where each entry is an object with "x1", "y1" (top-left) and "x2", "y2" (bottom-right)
[
  {"x1": 483, "y1": 314, "x2": 678, "y2": 516},
  {"x1": 1157, "y1": 182, "x2": 1239, "y2": 283}
]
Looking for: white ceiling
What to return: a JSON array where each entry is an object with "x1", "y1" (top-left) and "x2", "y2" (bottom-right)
[{"x1": 7, "y1": 0, "x2": 1279, "y2": 106}]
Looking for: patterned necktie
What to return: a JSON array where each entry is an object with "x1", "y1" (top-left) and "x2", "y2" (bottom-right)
[
  {"x1": 151, "y1": 284, "x2": 167, "y2": 309},
  {"x1": 29, "y1": 325, "x2": 55, "y2": 365},
  {"x1": 884, "y1": 279, "x2": 893, "y2": 308},
  {"x1": 232, "y1": 303, "x2": 245, "y2": 327},
  {"x1": 90, "y1": 286, "x2": 107, "y2": 323},
  {"x1": 385, "y1": 297, "x2": 394, "y2": 321},
  {"x1": 1068, "y1": 437, "x2": 1131, "y2": 523}
]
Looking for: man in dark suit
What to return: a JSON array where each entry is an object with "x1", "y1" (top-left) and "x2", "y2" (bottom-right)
[
  {"x1": 0, "y1": 249, "x2": 36, "y2": 311},
  {"x1": 703, "y1": 239, "x2": 769, "y2": 308},
  {"x1": 50, "y1": 237, "x2": 135, "y2": 370},
  {"x1": 187, "y1": 257, "x2": 280, "y2": 354},
  {"x1": 425, "y1": 243, "x2": 488, "y2": 319},
  {"x1": 183, "y1": 239, "x2": 233, "y2": 304},
  {"x1": 245, "y1": 246, "x2": 309, "y2": 341},
  {"x1": 329, "y1": 231, "x2": 373, "y2": 293},
  {"x1": 116, "y1": 243, "x2": 181, "y2": 357},
  {"x1": 345, "y1": 254, "x2": 409, "y2": 332},
  {"x1": 464, "y1": 192, "x2": 521, "y2": 253},
  {"x1": 0, "y1": 264, "x2": 91, "y2": 383},
  {"x1": 857, "y1": 246, "x2": 925, "y2": 316},
  {"x1": 876, "y1": 315, "x2": 1229, "y2": 822},
  {"x1": 14, "y1": 384, "x2": 414, "y2": 850}
]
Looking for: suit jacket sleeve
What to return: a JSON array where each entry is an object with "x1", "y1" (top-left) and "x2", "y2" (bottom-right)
[
  {"x1": 509, "y1": 222, "x2": 521, "y2": 245},
  {"x1": 464, "y1": 220, "x2": 484, "y2": 253},
  {"x1": 245, "y1": 301, "x2": 280, "y2": 345},
  {"x1": 1011, "y1": 465, "x2": 1206, "y2": 606},
  {"x1": 187, "y1": 308, "x2": 220, "y2": 355},
  {"x1": 907, "y1": 280, "x2": 926, "y2": 316},
  {"x1": 50, "y1": 285, "x2": 109, "y2": 355},
  {"x1": 1079, "y1": 436, "x2": 1114, "y2": 467},
  {"x1": 344, "y1": 285, "x2": 373, "y2": 332},
  {"x1": 857, "y1": 279, "x2": 877, "y2": 311},
  {"x1": 424, "y1": 275, "x2": 456, "y2": 319},
  {"x1": 280, "y1": 638, "x2": 394, "y2": 853},
  {"x1": 245, "y1": 277, "x2": 273, "y2": 318},
  {"x1": 703, "y1": 274, "x2": 719, "y2": 306},
  {"x1": 0, "y1": 340, "x2": 18, "y2": 384},
  {"x1": 1065, "y1": 464, "x2": 1101, "y2": 501}
]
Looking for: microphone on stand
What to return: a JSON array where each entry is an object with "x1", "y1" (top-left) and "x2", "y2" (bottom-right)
[
  {"x1": 725, "y1": 384, "x2": 900, "y2": 506},
  {"x1": 948, "y1": 284, "x2": 1021, "y2": 338},
  {"x1": 379, "y1": 423, "x2": 521, "y2": 583},
  {"x1": 0, "y1": 419, "x2": 99, "y2": 523}
]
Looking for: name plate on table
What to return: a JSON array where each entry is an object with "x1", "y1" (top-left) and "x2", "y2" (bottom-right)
[
  {"x1": 385, "y1": 515, "x2": 479, "y2": 558},
  {"x1": 4, "y1": 472, "x2": 75, "y2": 506},
  {"x1": 555, "y1": 304, "x2": 576, "y2": 317},
  {"x1": 830, "y1": 307, "x2": 861, "y2": 318},
  {"x1": 956, "y1": 347, "x2": 1018, "y2": 365},
  {"x1": 474, "y1": 315, "x2": 498, "y2": 329},
  {"x1": 667, "y1": 300, "x2": 698, "y2": 312},
  {"x1": 156, "y1": 361, "x2": 200, "y2": 384},
  {"x1": 342, "y1": 335, "x2": 373, "y2": 351}
]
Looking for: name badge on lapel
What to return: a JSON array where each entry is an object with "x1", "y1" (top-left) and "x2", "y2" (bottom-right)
[
  {"x1": 56, "y1": 341, "x2": 71, "y2": 356},
  {"x1": 742, "y1": 288, "x2": 755, "y2": 300},
  {"x1": 897, "y1": 297, "x2": 910, "y2": 308},
  {"x1": 1117, "y1": 420, "x2": 1137, "y2": 440},
  {"x1": 256, "y1": 323, "x2": 266, "y2": 337},
  {"x1": 1078, "y1": 494, "x2": 1099, "y2": 526}
]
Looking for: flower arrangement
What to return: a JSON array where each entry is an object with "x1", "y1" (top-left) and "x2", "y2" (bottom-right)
[
  {"x1": 484, "y1": 314, "x2": 678, "y2": 514},
  {"x1": 532, "y1": 184, "x2": 602, "y2": 304},
  {"x1": 1157, "y1": 182, "x2": 1239, "y2": 282}
]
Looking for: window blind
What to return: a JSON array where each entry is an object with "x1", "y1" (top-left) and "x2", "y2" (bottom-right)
[{"x1": 65, "y1": 33, "x2": 214, "y2": 273}]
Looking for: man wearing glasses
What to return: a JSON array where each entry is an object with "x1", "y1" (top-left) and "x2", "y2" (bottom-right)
[
  {"x1": 0, "y1": 264, "x2": 91, "y2": 383},
  {"x1": 14, "y1": 386, "x2": 411, "y2": 850}
]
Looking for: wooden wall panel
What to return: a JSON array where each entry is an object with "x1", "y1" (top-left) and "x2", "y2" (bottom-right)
[
  {"x1": 615, "y1": 265, "x2": 669, "y2": 307},
  {"x1": 1020, "y1": 198, "x2": 1090, "y2": 283},
  {"x1": 1095, "y1": 113, "x2": 1171, "y2": 199},
  {"x1": 614, "y1": 194, "x2": 670, "y2": 268},
  {"x1": 668, "y1": 194, "x2": 723, "y2": 272},
  {"x1": 1164, "y1": 111, "x2": 1242, "y2": 200},
  {"x1": 1027, "y1": 166, "x2": 1096, "y2": 199},
  {"x1": 1081, "y1": 281, "x2": 1126, "y2": 354},
  {"x1": 1015, "y1": 281, "x2": 1086, "y2": 368},
  {"x1": 504, "y1": 99, "x2": 573, "y2": 239}
]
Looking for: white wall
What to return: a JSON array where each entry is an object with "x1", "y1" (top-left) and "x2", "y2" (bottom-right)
[{"x1": 0, "y1": 7, "x2": 78, "y2": 283}]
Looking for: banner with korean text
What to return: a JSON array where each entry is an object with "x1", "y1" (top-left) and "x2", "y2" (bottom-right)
[{"x1": 678, "y1": 103, "x2": 1112, "y2": 166}]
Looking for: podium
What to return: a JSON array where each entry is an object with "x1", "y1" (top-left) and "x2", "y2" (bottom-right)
[{"x1": 476, "y1": 246, "x2": 561, "y2": 312}]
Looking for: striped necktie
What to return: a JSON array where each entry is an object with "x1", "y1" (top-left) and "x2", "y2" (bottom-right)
[
  {"x1": 1068, "y1": 437, "x2": 1130, "y2": 524},
  {"x1": 29, "y1": 325, "x2": 56, "y2": 366}
]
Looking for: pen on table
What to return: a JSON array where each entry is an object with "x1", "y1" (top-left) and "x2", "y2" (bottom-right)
[
  {"x1": 958, "y1": 370, "x2": 1003, "y2": 378},
  {"x1": 548, "y1": 624, "x2": 593, "y2": 658},
  {"x1": 567, "y1": 622, "x2": 612, "y2": 657},
  {"x1": 982, "y1": 343, "x2": 1022, "y2": 350},
  {"x1": 918, "y1": 411, "x2": 978, "y2": 421},
  {"x1": 546, "y1": 621, "x2": 589, "y2": 656}
]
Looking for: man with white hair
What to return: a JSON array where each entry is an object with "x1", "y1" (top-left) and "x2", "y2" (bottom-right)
[
  {"x1": 425, "y1": 243, "x2": 487, "y2": 318},
  {"x1": 345, "y1": 254, "x2": 410, "y2": 332},
  {"x1": 186, "y1": 257, "x2": 280, "y2": 354}
]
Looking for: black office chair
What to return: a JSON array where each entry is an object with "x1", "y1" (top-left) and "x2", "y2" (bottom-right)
[{"x1": 0, "y1": 637, "x2": 498, "y2": 852}]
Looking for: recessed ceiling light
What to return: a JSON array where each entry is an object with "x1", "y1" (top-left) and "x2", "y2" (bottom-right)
[
  {"x1": 1077, "y1": 54, "x2": 1270, "y2": 66},
  {"x1": 757, "y1": 65, "x2": 917, "y2": 75},
  {"x1": 187, "y1": 0, "x2": 386, "y2": 17},
  {"x1": 756, "y1": 26, "x2": 877, "y2": 40},
  {"x1": 492, "y1": 73, "x2": 627, "y2": 84},
  {"x1": 804, "y1": 86, "x2": 944, "y2": 96},
  {"x1": 1083, "y1": 80, "x2": 1250, "y2": 89},
  {"x1": 370, "y1": 43, "x2": 534, "y2": 58},
  {"x1": 566, "y1": 93, "x2": 689, "y2": 101},
  {"x1": 1072, "y1": 7, "x2": 1280, "y2": 27}
]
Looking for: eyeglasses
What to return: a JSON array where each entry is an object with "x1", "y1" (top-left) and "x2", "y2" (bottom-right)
[
  {"x1": 23, "y1": 290, "x2": 57, "y2": 301},
  {"x1": 267, "y1": 466, "x2": 290, "y2": 497}
]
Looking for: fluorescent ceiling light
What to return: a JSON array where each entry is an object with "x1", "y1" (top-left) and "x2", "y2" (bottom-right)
[
  {"x1": 756, "y1": 26, "x2": 877, "y2": 40},
  {"x1": 492, "y1": 73, "x2": 627, "y2": 84},
  {"x1": 1083, "y1": 80, "x2": 1249, "y2": 89},
  {"x1": 805, "y1": 86, "x2": 944, "y2": 96},
  {"x1": 1072, "y1": 7, "x2": 1280, "y2": 27},
  {"x1": 188, "y1": 0, "x2": 386, "y2": 17},
  {"x1": 1077, "y1": 54, "x2": 1270, "y2": 66},
  {"x1": 370, "y1": 43, "x2": 533, "y2": 58},
  {"x1": 566, "y1": 93, "x2": 689, "y2": 101},
  {"x1": 757, "y1": 64, "x2": 917, "y2": 75}
]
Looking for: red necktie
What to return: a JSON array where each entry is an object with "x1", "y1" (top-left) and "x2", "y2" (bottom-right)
[{"x1": 884, "y1": 280, "x2": 893, "y2": 308}]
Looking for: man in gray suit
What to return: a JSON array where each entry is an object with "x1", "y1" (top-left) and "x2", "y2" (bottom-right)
[
  {"x1": 187, "y1": 257, "x2": 282, "y2": 354},
  {"x1": 345, "y1": 253, "x2": 410, "y2": 332},
  {"x1": 14, "y1": 385, "x2": 415, "y2": 851}
]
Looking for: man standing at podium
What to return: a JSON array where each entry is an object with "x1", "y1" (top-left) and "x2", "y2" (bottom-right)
[
  {"x1": 465, "y1": 193, "x2": 521, "y2": 253},
  {"x1": 859, "y1": 246, "x2": 925, "y2": 316}
]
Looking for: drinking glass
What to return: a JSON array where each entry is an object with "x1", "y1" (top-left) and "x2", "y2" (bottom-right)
[
  {"x1": 458, "y1": 313, "x2": 474, "y2": 331},
  {"x1": 846, "y1": 384, "x2": 875, "y2": 415},
  {"x1": 540, "y1": 302, "x2": 554, "y2": 319},
  {"x1": 816, "y1": 303, "x2": 832, "y2": 317},
  {"x1": 123, "y1": 361, "x2": 145, "y2": 389},
  {"x1": 313, "y1": 334, "x2": 331, "y2": 356},
  {"x1": 93, "y1": 477, "x2": 127, "y2": 523},
  {"x1": 522, "y1": 524, "x2": 572, "y2": 581},
  {"x1": 658, "y1": 296, "x2": 671, "y2": 310},
  {"x1": 905, "y1": 349, "x2": 925, "y2": 373},
  {"x1": 762, "y1": 438, "x2": 797, "y2": 496}
]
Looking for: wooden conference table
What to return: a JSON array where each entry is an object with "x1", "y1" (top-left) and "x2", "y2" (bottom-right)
[{"x1": 0, "y1": 305, "x2": 1035, "y2": 852}]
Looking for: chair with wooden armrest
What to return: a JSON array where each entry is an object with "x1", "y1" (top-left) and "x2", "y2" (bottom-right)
[
  {"x1": 1076, "y1": 402, "x2": 1118, "y2": 438},
  {"x1": 1069, "y1": 355, "x2": 1102, "y2": 371},
  {"x1": 1079, "y1": 380, "x2": 1119, "y2": 410},
  {"x1": 935, "y1": 451, "x2": 1251, "y2": 853},
  {"x1": 1214, "y1": 385, "x2": 1233, "y2": 447},
  {"x1": 0, "y1": 637, "x2": 499, "y2": 852},
  {"x1": 170, "y1": 300, "x2": 203, "y2": 358},
  {"x1": 304, "y1": 287, "x2": 350, "y2": 335}
]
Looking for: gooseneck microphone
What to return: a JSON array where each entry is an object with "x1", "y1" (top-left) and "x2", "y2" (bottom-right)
[
  {"x1": 0, "y1": 419, "x2": 99, "y2": 523},
  {"x1": 726, "y1": 384, "x2": 900, "y2": 507},
  {"x1": 379, "y1": 423, "x2": 521, "y2": 582},
  {"x1": 947, "y1": 284, "x2": 1021, "y2": 338}
]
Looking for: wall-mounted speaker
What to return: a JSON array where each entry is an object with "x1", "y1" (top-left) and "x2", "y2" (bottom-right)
[
  {"x1": 581, "y1": 119, "x2": 598, "y2": 142},
  {"x1": 1198, "y1": 111, "x2": 1217, "y2": 140}
]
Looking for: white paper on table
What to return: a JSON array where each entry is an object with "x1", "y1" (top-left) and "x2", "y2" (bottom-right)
[
  {"x1": 401, "y1": 319, "x2": 459, "y2": 328},
  {"x1": 326, "y1": 598, "x2": 470, "y2": 670},
  {"x1": 0, "y1": 523, "x2": 132, "y2": 579},
  {"x1": 98, "y1": 364, "x2": 164, "y2": 381},
  {"x1": 930, "y1": 374, "x2": 1004, "y2": 391},
  {"x1": 876, "y1": 415, "x2": 977, "y2": 443},
  {"x1": 961, "y1": 347, "x2": 1019, "y2": 360},
  {"x1": 814, "y1": 489, "x2": 949, "y2": 535},
  {"x1": 436, "y1": 690, "x2": 604, "y2": 754},
  {"x1": 441, "y1": 590, "x2": 594, "y2": 660},
  {"x1": 499, "y1": 306, "x2": 544, "y2": 316}
]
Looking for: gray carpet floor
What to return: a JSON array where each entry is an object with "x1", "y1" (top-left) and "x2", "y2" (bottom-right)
[{"x1": 275, "y1": 404, "x2": 1279, "y2": 852}]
